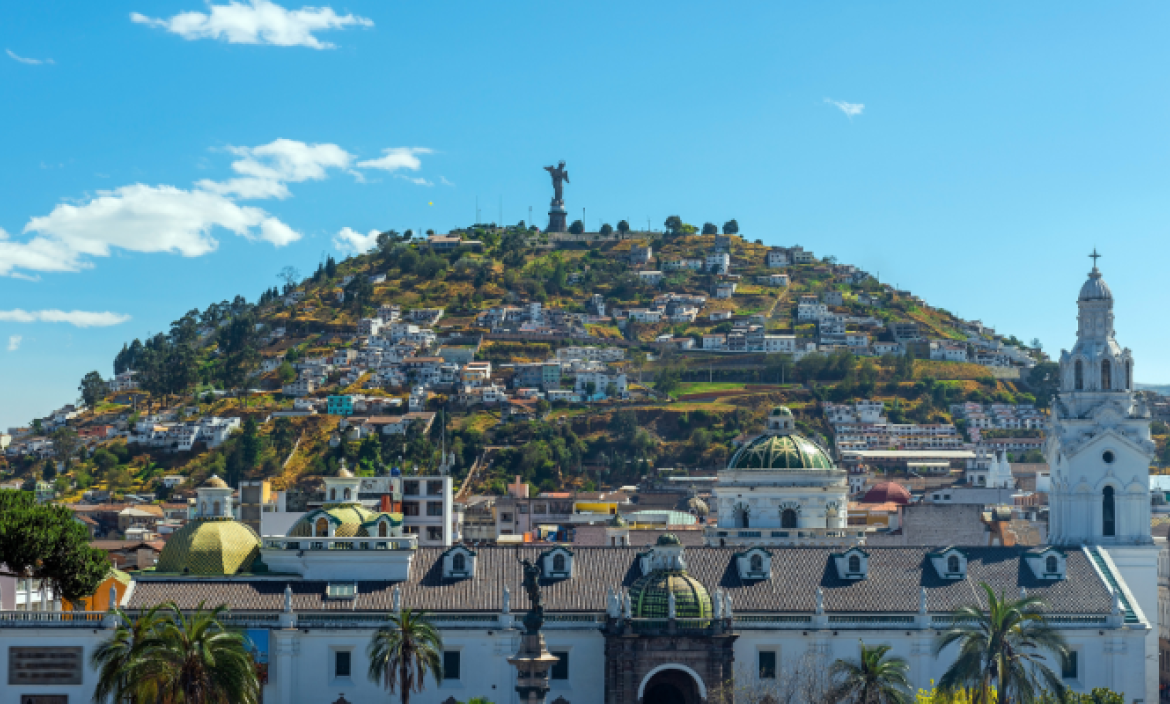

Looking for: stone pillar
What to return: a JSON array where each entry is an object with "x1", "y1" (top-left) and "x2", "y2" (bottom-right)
[{"x1": 273, "y1": 629, "x2": 298, "y2": 702}]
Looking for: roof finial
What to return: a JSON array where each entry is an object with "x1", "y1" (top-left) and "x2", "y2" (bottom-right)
[{"x1": 1089, "y1": 248, "x2": 1101, "y2": 269}]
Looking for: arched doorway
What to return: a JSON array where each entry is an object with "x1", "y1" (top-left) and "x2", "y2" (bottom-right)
[
  {"x1": 640, "y1": 666, "x2": 703, "y2": 704},
  {"x1": 780, "y1": 509, "x2": 798, "y2": 529},
  {"x1": 1102, "y1": 486, "x2": 1115, "y2": 537}
]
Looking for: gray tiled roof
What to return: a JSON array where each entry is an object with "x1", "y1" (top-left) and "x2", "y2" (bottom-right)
[{"x1": 128, "y1": 546, "x2": 1111, "y2": 615}]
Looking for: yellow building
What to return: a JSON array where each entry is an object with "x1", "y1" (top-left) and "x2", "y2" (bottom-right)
[{"x1": 63, "y1": 569, "x2": 131, "y2": 612}]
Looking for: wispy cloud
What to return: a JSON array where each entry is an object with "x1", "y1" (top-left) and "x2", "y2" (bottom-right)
[
  {"x1": 7, "y1": 335, "x2": 21, "y2": 351},
  {"x1": 333, "y1": 227, "x2": 380, "y2": 254},
  {"x1": 7, "y1": 49, "x2": 54, "y2": 65},
  {"x1": 131, "y1": 0, "x2": 372, "y2": 49},
  {"x1": 358, "y1": 147, "x2": 433, "y2": 172},
  {"x1": 394, "y1": 174, "x2": 432, "y2": 186},
  {"x1": 0, "y1": 309, "x2": 131, "y2": 327},
  {"x1": 439, "y1": 176, "x2": 455, "y2": 187},
  {"x1": 825, "y1": 98, "x2": 864, "y2": 119}
]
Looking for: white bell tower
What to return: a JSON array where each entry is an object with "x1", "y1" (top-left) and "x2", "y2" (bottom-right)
[{"x1": 1045, "y1": 252, "x2": 1157, "y2": 700}]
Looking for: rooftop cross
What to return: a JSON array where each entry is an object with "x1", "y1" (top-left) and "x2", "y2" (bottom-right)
[{"x1": 1089, "y1": 248, "x2": 1102, "y2": 267}]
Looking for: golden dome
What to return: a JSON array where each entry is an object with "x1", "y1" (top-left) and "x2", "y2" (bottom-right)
[
  {"x1": 203, "y1": 475, "x2": 229, "y2": 489},
  {"x1": 337, "y1": 467, "x2": 355, "y2": 478},
  {"x1": 155, "y1": 518, "x2": 261, "y2": 575}
]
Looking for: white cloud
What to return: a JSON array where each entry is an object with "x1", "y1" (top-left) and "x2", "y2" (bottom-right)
[
  {"x1": 333, "y1": 227, "x2": 380, "y2": 254},
  {"x1": 7, "y1": 335, "x2": 21, "y2": 351},
  {"x1": 439, "y1": 176, "x2": 455, "y2": 187},
  {"x1": 395, "y1": 174, "x2": 433, "y2": 186},
  {"x1": 7, "y1": 49, "x2": 53, "y2": 65},
  {"x1": 358, "y1": 147, "x2": 432, "y2": 172},
  {"x1": 0, "y1": 309, "x2": 131, "y2": 328},
  {"x1": 131, "y1": 0, "x2": 372, "y2": 49},
  {"x1": 825, "y1": 98, "x2": 864, "y2": 118},
  {"x1": 199, "y1": 138, "x2": 354, "y2": 199}
]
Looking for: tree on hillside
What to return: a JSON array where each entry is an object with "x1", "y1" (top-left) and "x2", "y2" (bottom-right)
[
  {"x1": 599, "y1": 223, "x2": 613, "y2": 236},
  {"x1": 608, "y1": 409, "x2": 638, "y2": 442},
  {"x1": 271, "y1": 417, "x2": 295, "y2": 457},
  {"x1": 239, "y1": 418, "x2": 263, "y2": 471},
  {"x1": 617, "y1": 220, "x2": 630, "y2": 235},
  {"x1": 345, "y1": 273, "x2": 375, "y2": 316},
  {"x1": 216, "y1": 313, "x2": 261, "y2": 392},
  {"x1": 277, "y1": 265, "x2": 301, "y2": 293},
  {"x1": 1028, "y1": 361, "x2": 1061, "y2": 408},
  {"x1": 654, "y1": 365, "x2": 683, "y2": 397},
  {"x1": 722, "y1": 219, "x2": 739, "y2": 234},
  {"x1": 701, "y1": 222, "x2": 718, "y2": 235},
  {"x1": 0, "y1": 489, "x2": 109, "y2": 602},
  {"x1": 79, "y1": 371, "x2": 109, "y2": 408},
  {"x1": 664, "y1": 215, "x2": 684, "y2": 236},
  {"x1": 50, "y1": 427, "x2": 81, "y2": 470},
  {"x1": 569, "y1": 220, "x2": 585, "y2": 235}
]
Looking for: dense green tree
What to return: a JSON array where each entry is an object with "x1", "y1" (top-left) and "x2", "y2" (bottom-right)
[
  {"x1": 599, "y1": 223, "x2": 613, "y2": 236},
  {"x1": 654, "y1": 365, "x2": 683, "y2": 397},
  {"x1": 701, "y1": 222, "x2": 718, "y2": 235},
  {"x1": 934, "y1": 583, "x2": 1067, "y2": 702},
  {"x1": 216, "y1": 312, "x2": 261, "y2": 391},
  {"x1": 1027, "y1": 362, "x2": 1061, "y2": 408},
  {"x1": 663, "y1": 215, "x2": 684, "y2": 236},
  {"x1": 80, "y1": 371, "x2": 109, "y2": 408},
  {"x1": 617, "y1": 220, "x2": 630, "y2": 235},
  {"x1": 0, "y1": 489, "x2": 109, "y2": 602},
  {"x1": 568, "y1": 220, "x2": 585, "y2": 235},
  {"x1": 608, "y1": 410, "x2": 638, "y2": 441},
  {"x1": 239, "y1": 419, "x2": 263, "y2": 470},
  {"x1": 91, "y1": 604, "x2": 169, "y2": 704},
  {"x1": 722, "y1": 219, "x2": 739, "y2": 234},
  {"x1": 829, "y1": 641, "x2": 913, "y2": 704},
  {"x1": 49, "y1": 426, "x2": 81, "y2": 470},
  {"x1": 367, "y1": 608, "x2": 444, "y2": 704},
  {"x1": 271, "y1": 417, "x2": 295, "y2": 456}
]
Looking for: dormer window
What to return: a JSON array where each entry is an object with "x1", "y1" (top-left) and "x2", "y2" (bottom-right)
[
  {"x1": 832, "y1": 547, "x2": 868, "y2": 580},
  {"x1": 326, "y1": 583, "x2": 357, "y2": 600},
  {"x1": 541, "y1": 547, "x2": 574, "y2": 579},
  {"x1": 1025, "y1": 547, "x2": 1066, "y2": 581},
  {"x1": 930, "y1": 547, "x2": 967, "y2": 580},
  {"x1": 442, "y1": 546, "x2": 477, "y2": 579},
  {"x1": 736, "y1": 547, "x2": 772, "y2": 580},
  {"x1": 316, "y1": 518, "x2": 329, "y2": 537}
]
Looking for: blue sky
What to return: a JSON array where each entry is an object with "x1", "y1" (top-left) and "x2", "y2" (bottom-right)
[{"x1": 2, "y1": 2, "x2": 1168, "y2": 429}]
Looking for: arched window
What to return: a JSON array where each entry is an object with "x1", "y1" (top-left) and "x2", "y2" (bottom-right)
[
  {"x1": 848, "y1": 555, "x2": 861, "y2": 573},
  {"x1": 781, "y1": 509, "x2": 798, "y2": 529},
  {"x1": 212, "y1": 501, "x2": 220, "y2": 515},
  {"x1": 343, "y1": 488, "x2": 351, "y2": 500},
  {"x1": 1126, "y1": 361, "x2": 1132, "y2": 390},
  {"x1": 1074, "y1": 360, "x2": 1083, "y2": 390},
  {"x1": 315, "y1": 517, "x2": 329, "y2": 537},
  {"x1": 947, "y1": 555, "x2": 960, "y2": 574},
  {"x1": 1101, "y1": 359, "x2": 1112, "y2": 390},
  {"x1": 330, "y1": 488, "x2": 337, "y2": 501},
  {"x1": 750, "y1": 554, "x2": 763, "y2": 572},
  {"x1": 553, "y1": 554, "x2": 566, "y2": 571},
  {"x1": 1046, "y1": 555, "x2": 1058, "y2": 573},
  {"x1": 1103, "y1": 486, "x2": 1116, "y2": 537},
  {"x1": 201, "y1": 501, "x2": 207, "y2": 515},
  {"x1": 452, "y1": 552, "x2": 466, "y2": 571},
  {"x1": 378, "y1": 522, "x2": 388, "y2": 538}
]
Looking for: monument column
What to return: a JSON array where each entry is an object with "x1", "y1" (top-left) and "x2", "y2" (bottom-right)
[{"x1": 544, "y1": 161, "x2": 570, "y2": 233}]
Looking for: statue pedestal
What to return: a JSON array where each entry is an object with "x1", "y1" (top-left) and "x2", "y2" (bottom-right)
[
  {"x1": 547, "y1": 201, "x2": 567, "y2": 233},
  {"x1": 508, "y1": 630, "x2": 560, "y2": 704}
]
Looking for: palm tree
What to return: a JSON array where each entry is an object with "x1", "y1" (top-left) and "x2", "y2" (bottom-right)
[
  {"x1": 829, "y1": 640, "x2": 913, "y2": 704},
  {"x1": 93, "y1": 602, "x2": 260, "y2": 704},
  {"x1": 934, "y1": 582, "x2": 1068, "y2": 704},
  {"x1": 147, "y1": 603, "x2": 260, "y2": 704},
  {"x1": 367, "y1": 608, "x2": 444, "y2": 704},
  {"x1": 91, "y1": 604, "x2": 167, "y2": 704}
]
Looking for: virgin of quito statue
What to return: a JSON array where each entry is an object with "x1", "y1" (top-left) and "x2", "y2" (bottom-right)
[
  {"x1": 544, "y1": 161, "x2": 569, "y2": 233},
  {"x1": 508, "y1": 556, "x2": 561, "y2": 704}
]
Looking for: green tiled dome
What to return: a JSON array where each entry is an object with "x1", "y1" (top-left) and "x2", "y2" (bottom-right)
[
  {"x1": 288, "y1": 504, "x2": 403, "y2": 538},
  {"x1": 155, "y1": 518, "x2": 261, "y2": 575},
  {"x1": 630, "y1": 571, "x2": 712, "y2": 619},
  {"x1": 728, "y1": 433, "x2": 833, "y2": 471}
]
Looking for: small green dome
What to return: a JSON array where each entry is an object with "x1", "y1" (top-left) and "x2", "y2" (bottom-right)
[
  {"x1": 630, "y1": 571, "x2": 712, "y2": 619},
  {"x1": 770, "y1": 406, "x2": 794, "y2": 417},
  {"x1": 288, "y1": 504, "x2": 403, "y2": 538},
  {"x1": 728, "y1": 433, "x2": 834, "y2": 471},
  {"x1": 155, "y1": 518, "x2": 261, "y2": 576},
  {"x1": 656, "y1": 533, "x2": 682, "y2": 546}
]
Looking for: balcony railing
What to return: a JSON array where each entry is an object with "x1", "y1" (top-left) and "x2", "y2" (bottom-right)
[
  {"x1": 0, "y1": 611, "x2": 107, "y2": 627},
  {"x1": 261, "y1": 536, "x2": 417, "y2": 551}
]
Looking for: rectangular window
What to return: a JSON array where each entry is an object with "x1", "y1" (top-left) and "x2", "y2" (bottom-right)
[
  {"x1": 427, "y1": 526, "x2": 443, "y2": 541},
  {"x1": 427, "y1": 481, "x2": 444, "y2": 496},
  {"x1": 551, "y1": 651, "x2": 569, "y2": 680},
  {"x1": 500, "y1": 513, "x2": 513, "y2": 523},
  {"x1": 518, "y1": 504, "x2": 529, "y2": 514},
  {"x1": 534, "y1": 503, "x2": 548, "y2": 515},
  {"x1": 427, "y1": 502, "x2": 444, "y2": 517},
  {"x1": 443, "y1": 651, "x2": 461, "y2": 680},
  {"x1": 404, "y1": 481, "x2": 419, "y2": 496},
  {"x1": 759, "y1": 651, "x2": 777, "y2": 679},
  {"x1": 1062, "y1": 651, "x2": 1078, "y2": 679},
  {"x1": 403, "y1": 502, "x2": 419, "y2": 516},
  {"x1": 335, "y1": 651, "x2": 352, "y2": 678}
]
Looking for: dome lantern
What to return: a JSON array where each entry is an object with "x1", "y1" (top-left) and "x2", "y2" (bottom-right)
[
  {"x1": 196, "y1": 475, "x2": 233, "y2": 518},
  {"x1": 323, "y1": 459, "x2": 362, "y2": 504}
]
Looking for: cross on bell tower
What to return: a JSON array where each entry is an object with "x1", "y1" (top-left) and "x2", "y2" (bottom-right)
[{"x1": 1089, "y1": 248, "x2": 1101, "y2": 268}]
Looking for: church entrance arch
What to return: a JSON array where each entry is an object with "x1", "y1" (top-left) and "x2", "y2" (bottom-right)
[{"x1": 639, "y1": 665, "x2": 705, "y2": 704}]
